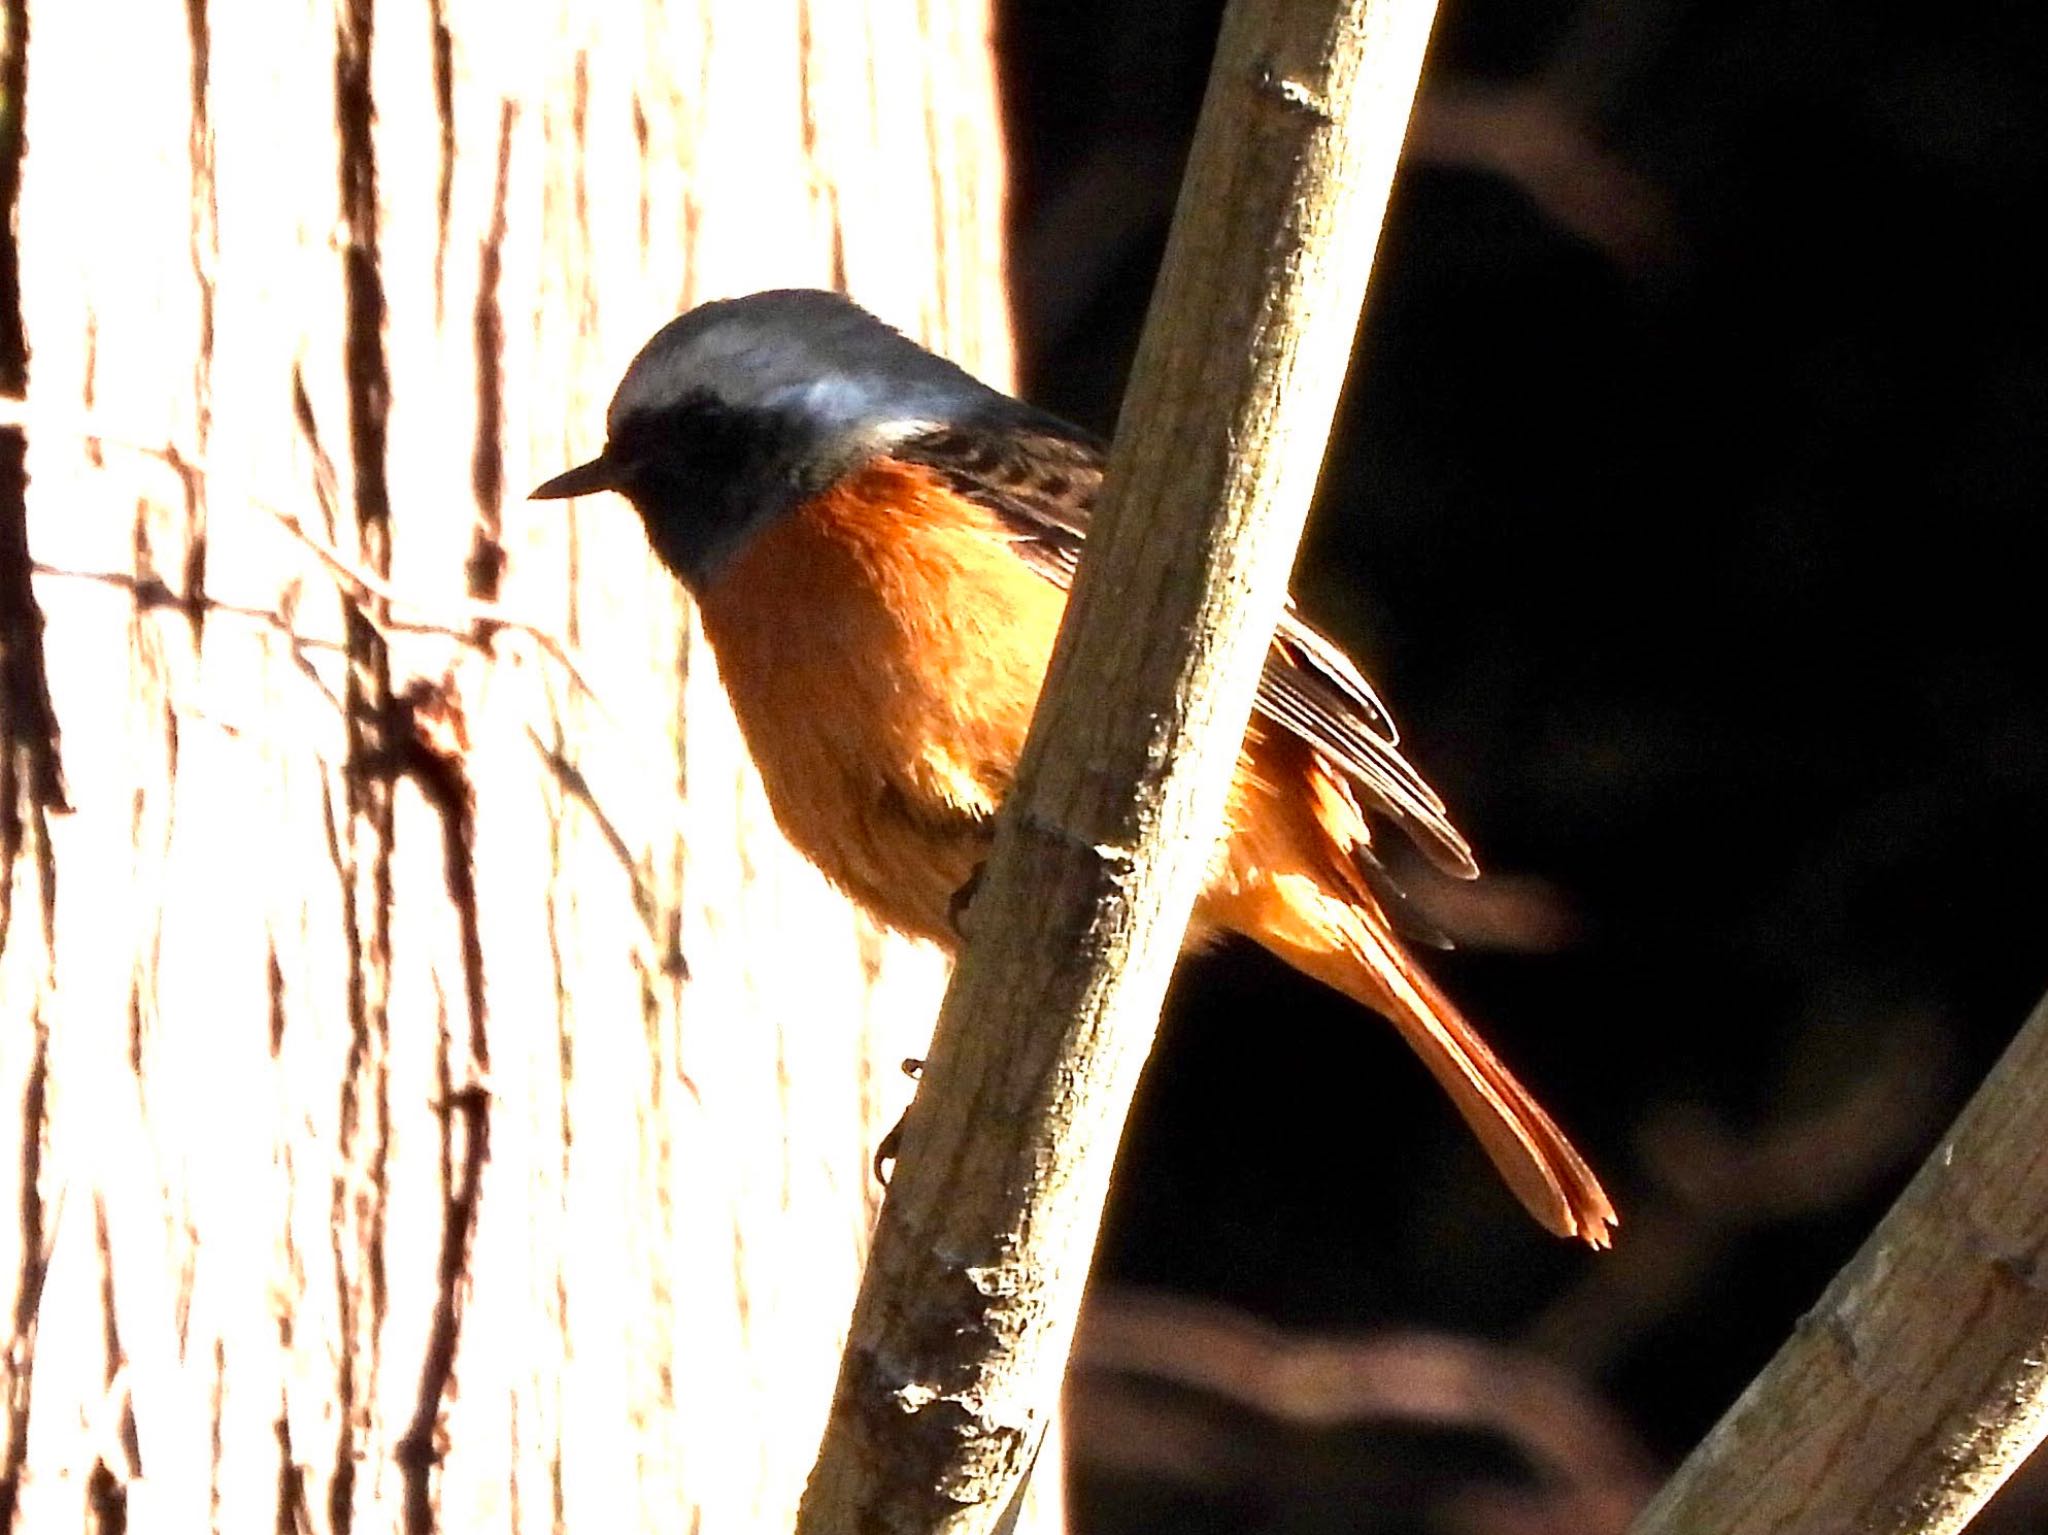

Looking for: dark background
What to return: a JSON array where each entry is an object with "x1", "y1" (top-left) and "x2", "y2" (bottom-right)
[{"x1": 992, "y1": 1, "x2": 2048, "y2": 1529}]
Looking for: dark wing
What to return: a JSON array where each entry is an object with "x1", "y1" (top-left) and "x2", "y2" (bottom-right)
[{"x1": 894, "y1": 422, "x2": 1479, "y2": 880}]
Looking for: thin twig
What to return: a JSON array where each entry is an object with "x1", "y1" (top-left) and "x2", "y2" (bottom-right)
[
  {"x1": 1070, "y1": 1288, "x2": 1656, "y2": 1534},
  {"x1": 0, "y1": 393, "x2": 609, "y2": 716}
]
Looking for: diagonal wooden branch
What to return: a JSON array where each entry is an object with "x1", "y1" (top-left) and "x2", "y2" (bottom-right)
[
  {"x1": 1628, "y1": 984, "x2": 2048, "y2": 1535},
  {"x1": 792, "y1": 0, "x2": 1444, "y2": 1530}
]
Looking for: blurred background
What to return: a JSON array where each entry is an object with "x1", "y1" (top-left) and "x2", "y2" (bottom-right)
[{"x1": 993, "y1": 1, "x2": 2048, "y2": 1529}]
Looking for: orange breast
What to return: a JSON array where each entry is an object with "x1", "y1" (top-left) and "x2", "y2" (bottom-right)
[{"x1": 691, "y1": 459, "x2": 1069, "y2": 940}]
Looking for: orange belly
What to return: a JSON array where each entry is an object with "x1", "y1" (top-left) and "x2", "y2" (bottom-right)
[
  {"x1": 693, "y1": 458, "x2": 1343, "y2": 945},
  {"x1": 691, "y1": 459, "x2": 1068, "y2": 940}
]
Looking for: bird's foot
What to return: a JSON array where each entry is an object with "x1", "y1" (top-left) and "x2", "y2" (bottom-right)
[
  {"x1": 872, "y1": 1057, "x2": 926, "y2": 1183},
  {"x1": 949, "y1": 863, "x2": 986, "y2": 939}
]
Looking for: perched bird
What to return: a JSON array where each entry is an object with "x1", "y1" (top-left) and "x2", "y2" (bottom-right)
[{"x1": 533, "y1": 289, "x2": 1615, "y2": 1245}]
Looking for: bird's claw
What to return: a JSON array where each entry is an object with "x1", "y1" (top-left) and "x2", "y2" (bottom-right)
[
  {"x1": 949, "y1": 863, "x2": 986, "y2": 938},
  {"x1": 873, "y1": 1057, "x2": 927, "y2": 1183}
]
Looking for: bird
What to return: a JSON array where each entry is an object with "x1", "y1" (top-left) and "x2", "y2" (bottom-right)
[{"x1": 532, "y1": 288, "x2": 1616, "y2": 1246}]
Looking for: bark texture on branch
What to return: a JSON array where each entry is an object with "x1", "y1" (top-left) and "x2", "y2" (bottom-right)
[
  {"x1": 0, "y1": 3, "x2": 1039, "y2": 1532},
  {"x1": 794, "y1": 1, "x2": 1443, "y2": 1531},
  {"x1": 1628, "y1": 984, "x2": 2048, "y2": 1535}
]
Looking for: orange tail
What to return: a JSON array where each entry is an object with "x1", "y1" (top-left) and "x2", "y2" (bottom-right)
[
  {"x1": 1255, "y1": 896, "x2": 1616, "y2": 1246},
  {"x1": 1206, "y1": 733, "x2": 1615, "y2": 1244}
]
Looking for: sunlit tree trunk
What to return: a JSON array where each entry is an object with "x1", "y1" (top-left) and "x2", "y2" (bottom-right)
[{"x1": 0, "y1": 2, "x2": 1047, "y2": 1531}]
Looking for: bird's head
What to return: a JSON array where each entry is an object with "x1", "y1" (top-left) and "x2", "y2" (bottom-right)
[{"x1": 530, "y1": 289, "x2": 1009, "y2": 590}]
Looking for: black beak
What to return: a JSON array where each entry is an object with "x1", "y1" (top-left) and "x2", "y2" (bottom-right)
[{"x1": 529, "y1": 453, "x2": 616, "y2": 500}]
